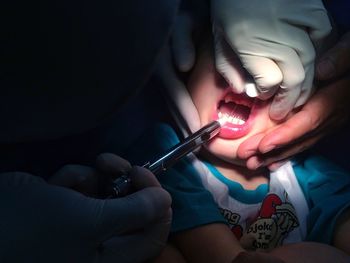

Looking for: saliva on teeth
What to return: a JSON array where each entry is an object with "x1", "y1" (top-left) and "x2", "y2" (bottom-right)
[{"x1": 218, "y1": 111, "x2": 245, "y2": 125}]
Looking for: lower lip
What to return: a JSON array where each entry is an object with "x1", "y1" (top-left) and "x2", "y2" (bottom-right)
[{"x1": 212, "y1": 109, "x2": 257, "y2": 140}]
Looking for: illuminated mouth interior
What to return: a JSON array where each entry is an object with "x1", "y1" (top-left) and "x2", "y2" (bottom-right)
[{"x1": 217, "y1": 93, "x2": 253, "y2": 125}]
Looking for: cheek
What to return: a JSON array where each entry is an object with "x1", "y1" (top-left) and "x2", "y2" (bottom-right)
[{"x1": 205, "y1": 138, "x2": 244, "y2": 165}]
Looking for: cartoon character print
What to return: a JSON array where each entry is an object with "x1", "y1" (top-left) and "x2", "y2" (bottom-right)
[
  {"x1": 240, "y1": 193, "x2": 299, "y2": 251},
  {"x1": 219, "y1": 208, "x2": 243, "y2": 239}
]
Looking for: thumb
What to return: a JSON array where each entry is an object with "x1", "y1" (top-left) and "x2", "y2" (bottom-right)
[
  {"x1": 239, "y1": 54, "x2": 282, "y2": 100},
  {"x1": 156, "y1": 46, "x2": 201, "y2": 133},
  {"x1": 270, "y1": 86, "x2": 301, "y2": 121},
  {"x1": 49, "y1": 165, "x2": 100, "y2": 196},
  {"x1": 213, "y1": 29, "x2": 245, "y2": 93},
  {"x1": 94, "y1": 167, "x2": 171, "y2": 240},
  {"x1": 316, "y1": 32, "x2": 350, "y2": 81},
  {"x1": 171, "y1": 13, "x2": 196, "y2": 72}
]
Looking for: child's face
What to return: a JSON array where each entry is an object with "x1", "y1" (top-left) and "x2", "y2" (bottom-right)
[{"x1": 187, "y1": 45, "x2": 280, "y2": 166}]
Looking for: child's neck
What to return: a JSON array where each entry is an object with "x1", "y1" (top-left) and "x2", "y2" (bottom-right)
[{"x1": 200, "y1": 151, "x2": 269, "y2": 190}]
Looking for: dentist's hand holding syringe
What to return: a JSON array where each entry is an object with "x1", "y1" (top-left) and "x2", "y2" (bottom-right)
[
  {"x1": 110, "y1": 120, "x2": 223, "y2": 197},
  {"x1": 0, "y1": 154, "x2": 173, "y2": 263}
]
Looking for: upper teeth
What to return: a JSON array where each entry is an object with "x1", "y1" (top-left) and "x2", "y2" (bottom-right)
[
  {"x1": 224, "y1": 94, "x2": 252, "y2": 107},
  {"x1": 218, "y1": 111, "x2": 245, "y2": 125}
]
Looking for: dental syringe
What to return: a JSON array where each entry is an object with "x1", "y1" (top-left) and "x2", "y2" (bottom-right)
[{"x1": 110, "y1": 120, "x2": 223, "y2": 197}]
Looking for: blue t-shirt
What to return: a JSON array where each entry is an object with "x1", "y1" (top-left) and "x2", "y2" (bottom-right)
[{"x1": 126, "y1": 123, "x2": 350, "y2": 246}]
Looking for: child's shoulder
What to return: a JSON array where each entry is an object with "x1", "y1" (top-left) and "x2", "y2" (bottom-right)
[
  {"x1": 292, "y1": 151, "x2": 349, "y2": 181},
  {"x1": 146, "y1": 122, "x2": 181, "y2": 148}
]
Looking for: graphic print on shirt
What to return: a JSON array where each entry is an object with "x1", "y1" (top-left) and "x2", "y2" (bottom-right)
[
  {"x1": 219, "y1": 193, "x2": 299, "y2": 251},
  {"x1": 240, "y1": 193, "x2": 299, "y2": 251},
  {"x1": 219, "y1": 208, "x2": 243, "y2": 239}
]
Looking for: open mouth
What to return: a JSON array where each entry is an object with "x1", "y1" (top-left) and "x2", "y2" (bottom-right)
[{"x1": 214, "y1": 92, "x2": 256, "y2": 139}]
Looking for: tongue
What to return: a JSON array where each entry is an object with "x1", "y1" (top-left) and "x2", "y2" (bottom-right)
[{"x1": 219, "y1": 102, "x2": 250, "y2": 121}]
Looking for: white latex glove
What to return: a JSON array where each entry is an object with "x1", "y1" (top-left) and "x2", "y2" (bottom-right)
[
  {"x1": 156, "y1": 45, "x2": 201, "y2": 135},
  {"x1": 171, "y1": 1, "x2": 209, "y2": 72},
  {"x1": 212, "y1": 0, "x2": 332, "y2": 120},
  {"x1": 171, "y1": 12, "x2": 196, "y2": 72},
  {"x1": 0, "y1": 154, "x2": 171, "y2": 263}
]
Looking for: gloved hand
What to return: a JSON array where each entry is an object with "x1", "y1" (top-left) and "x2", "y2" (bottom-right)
[
  {"x1": 0, "y1": 153, "x2": 172, "y2": 263},
  {"x1": 212, "y1": 0, "x2": 332, "y2": 120},
  {"x1": 156, "y1": 45, "x2": 201, "y2": 134},
  {"x1": 171, "y1": 1, "x2": 209, "y2": 72},
  {"x1": 237, "y1": 32, "x2": 350, "y2": 171},
  {"x1": 171, "y1": 12, "x2": 196, "y2": 73}
]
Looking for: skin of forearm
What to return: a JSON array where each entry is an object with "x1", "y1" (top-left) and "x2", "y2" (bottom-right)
[
  {"x1": 172, "y1": 223, "x2": 245, "y2": 263},
  {"x1": 269, "y1": 242, "x2": 349, "y2": 263},
  {"x1": 333, "y1": 207, "x2": 350, "y2": 255}
]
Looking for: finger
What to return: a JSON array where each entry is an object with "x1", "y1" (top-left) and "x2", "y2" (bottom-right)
[
  {"x1": 96, "y1": 153, "x2": 132, "y2": 179},
  {"x1": 109, "y1": 165, "x2": 162, "y2": 197},
  {"x1": 258, "y1": 45, "x2": 307, "y2": 120},
  {"x1": 259, "y1": 103, "x2": 325, "y2": 154},
  {"x1": 306, "y1": 6, "x2": 332, "y2": 44},
  {"x1": 97, "y1": 187, "x2": 171, "y2": 238},
  {"x1": 157, "y1": 46, "x2": 201, "y2": 132},
  {"x1": 246, "y1": 156, "x2": 264, "y2": 171},
  {"x1": 0, "y1": 171, "x2": 44, "y2": 185},
  {"x1": 129, "y1": 165, "x2": 161, "y2": 189},
  {"x1": 270, "y1": 86, "x2": 301, "y2": 120},
  {"x1": 172, "y1": 13, "x2": 195, "y2": 72},
  {"x1": 242, "y1": 42, "x2": 307, "y2": 100},
  {"x1": 49, "y1": 165, "x2": 99, "y2": 196},
  {"x1": 99, "y1": 208, "x2": 172, "y2": 263},
  {"x1": 239, "y1": 55, "x2": 282, "y2": 100},
  {"x1": 316, "y1": 32, "x2": 350, "y2": 81},
  {"x1": 237, "y1": 133, "x2": 266, "y2": 159},
  {"x1": 99, "y1": 218, "x2": 171, "y2": 263},
  {"x1": 261, "y1": 133, "x2": 323, "y2": 168},
  {"x1": 213, "y1": 30, "x2": 245, "y2": 93},
  {"x1": 295, "y1": 59, "x2": 316, "y2": 106},
  {"x1": 248, "y1": 133, "x2": 323, "y2": 171}
]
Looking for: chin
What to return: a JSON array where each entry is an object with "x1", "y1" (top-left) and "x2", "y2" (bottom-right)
[
  {"x1": 205, "y1": 138, "x2": 245, "y2": 166},
  {"x1": 202, "y1": 99, "x2": 271, "y2": 168}
]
